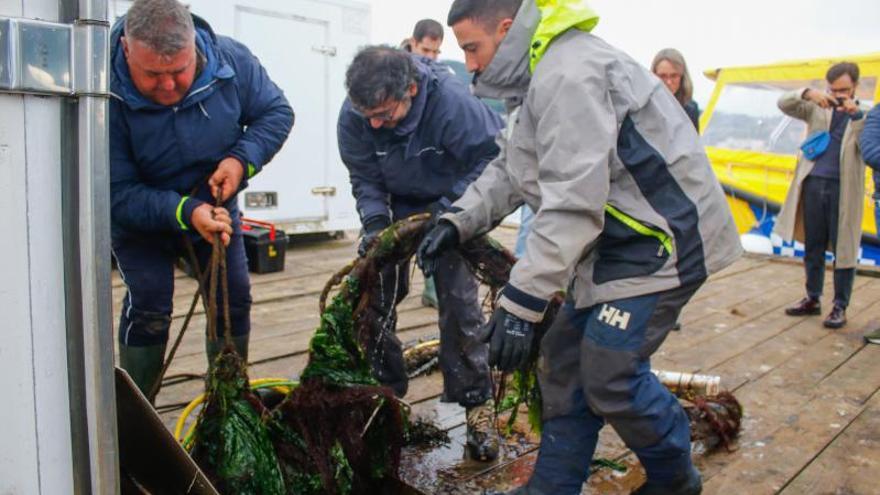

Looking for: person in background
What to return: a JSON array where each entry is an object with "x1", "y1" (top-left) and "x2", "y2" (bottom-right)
[
  {"x1": 338, "y1": 46, "x2": 504, "y2": 461},
  {"x1": 400, "y1": 18, "x2": 447, "y2": 306},
  {"x1": 652, "y1": 48, "x2": 700, "y2": 131},
  {"x1": 860, "y1": 103, "x2": 880, "y2": 344},
  {"x1": 775, "y1": 62, "x2": 868, "y2": 329},
  {"x1": 400, "y1": 18, "x2": 445, "y2": 61},
  {"x1": 110, "y1": 0, "x2": 293, "y2": 396},
  {"x1": 419, "y1": 0, "x2": 742, "y2": 493}
]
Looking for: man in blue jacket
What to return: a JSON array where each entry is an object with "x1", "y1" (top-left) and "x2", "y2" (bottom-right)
[
  {"x1": 110, "y1": 0, "x2": 293, "y2": 396},
  {"x1": 861, "y1": 104, "x2": 880, "y2": 344},
  {"x1": 338, "y1": 46, "x2": 504, "y2": 461}
]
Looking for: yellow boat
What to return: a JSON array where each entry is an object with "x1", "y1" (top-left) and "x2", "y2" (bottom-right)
[{"x1": 701, "y1": 53, "x2": 880, "y2": 265}]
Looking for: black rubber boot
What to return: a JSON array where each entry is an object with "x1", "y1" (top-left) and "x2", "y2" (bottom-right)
[{"x1": 119, "y1": 343, "x2": 167, "y2": 399}]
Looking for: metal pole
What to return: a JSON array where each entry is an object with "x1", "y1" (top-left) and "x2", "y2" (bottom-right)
[{"x1": 61, "y1": 0, "x2": 117, "y2": 493}]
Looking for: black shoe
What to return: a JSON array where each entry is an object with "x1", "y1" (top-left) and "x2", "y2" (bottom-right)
[
  {"x1": 785, "y1": 297, "x2": 821, "y2": 316},
  {"x1": 632, "y1": 466, "x2": 702, "y2": 495},
  {"x1": 823, "y1": 305, "x2": 847, "y2": 329},
  {"x1": 671, "y1": 322, "x2": 682, "y2": 332}
]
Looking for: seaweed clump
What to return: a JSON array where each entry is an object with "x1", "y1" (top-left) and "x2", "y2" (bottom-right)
[{"x1": 189, "y1": 348, "x2": 285, "y2": 494}]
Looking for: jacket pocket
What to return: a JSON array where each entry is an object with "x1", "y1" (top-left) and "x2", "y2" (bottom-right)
[{"x1": 592, "y1": 205, "x2": 673, "y2": 285}]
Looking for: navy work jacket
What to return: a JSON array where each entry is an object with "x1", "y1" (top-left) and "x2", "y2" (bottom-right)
[
  {"x1": 337, "y1": 57, "x2": 504, "y2": 223},
  {"x1": 109, "y1": 15, "x2": 294, "y2": 238}
]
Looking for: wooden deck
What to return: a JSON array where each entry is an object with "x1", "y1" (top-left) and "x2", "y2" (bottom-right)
[{"x1": 112, "y1": 227, "x2": 880, "y2": 494}]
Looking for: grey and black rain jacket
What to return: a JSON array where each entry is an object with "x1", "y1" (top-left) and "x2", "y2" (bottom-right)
[{"x1": 443, "y1": 0, "x2": 742, "y2": 322}]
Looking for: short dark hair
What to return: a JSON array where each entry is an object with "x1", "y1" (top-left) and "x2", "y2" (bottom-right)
[
  {"x1": 413, "y1": 19, "x2": 444, "y2": 42},
  {"x1": 447, "y1": 0, "x2": 522, "y2": 29},
  {"x1": 345, "y1": 46, "x2": 419, "y2": 110},
  {"x1": 826, "y1": 62, "x2": 860, "y2": 84}
]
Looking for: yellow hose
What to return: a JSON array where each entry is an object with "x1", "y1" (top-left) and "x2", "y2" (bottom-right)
[
  {"x1": 173, "y1": 377, "x2": 299, "y2": 448},
  {"x1": 405, "y1": 339, "x2": 440, "y2": 355}
]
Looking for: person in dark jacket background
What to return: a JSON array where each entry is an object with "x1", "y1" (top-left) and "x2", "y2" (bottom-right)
[
  {"x1": 110, "y1": 0, "x2": 293, "y2": 396},
  {"x1": 337, "y1": 46, "x2": 504, "y2": 461},
  {"x1": 400, "y1": 18, "x2": 445, "y2": 61},
  {"x1": 652, "y1": 48, "x2": 701, "y2": 131},
  {"x1": 860, "y1": 104, "x2": 880, "y2": 344}
]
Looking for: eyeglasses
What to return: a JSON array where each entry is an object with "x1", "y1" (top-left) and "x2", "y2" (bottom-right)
[
  {"x1": 656, "y1": 73, "x2": 682, "y2": 82},
  {"x1": 355, "y1": 97, "x2": 408, "y2": 123}
]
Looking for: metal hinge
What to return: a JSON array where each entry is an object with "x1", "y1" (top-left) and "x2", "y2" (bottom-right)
[
  {"x1": 311, "y1": 45, "x2": 337, "y2": 57},
  {"x1": 311, "y1": 186, "x2": 337, "y2": 196},
  {"x1": 0, "y1": 16, "x2": 108, "y2": 97}
]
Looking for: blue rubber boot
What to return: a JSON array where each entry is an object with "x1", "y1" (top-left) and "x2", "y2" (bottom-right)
[
  {"x1": 525, "y1": 414, "x2": 602, "y2": 495},
  {"x1": 632, "y1": 466, "x2": 702, "y2": 495}
]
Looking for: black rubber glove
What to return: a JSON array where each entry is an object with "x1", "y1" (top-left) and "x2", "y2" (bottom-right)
[
  {"x1": 358, "y1": 216, "x2": 391, "y2": 257},
  {"x1": 425, "y1": 198, "x2": 451, "y2": 226},
  {"x1": 485, "y1": 307, "x2": 535, "y2": 372},
  {"x1": 416, "y1": 220, "x2": 460, "y2": 277}
]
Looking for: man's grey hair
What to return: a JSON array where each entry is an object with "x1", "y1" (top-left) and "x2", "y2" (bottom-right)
[
  {"x1": 345, "y1": 46, "x2": 419, "y2": 111},
  {"x1": 124, "y1": 0, "x2": 195, "y2": 56}
]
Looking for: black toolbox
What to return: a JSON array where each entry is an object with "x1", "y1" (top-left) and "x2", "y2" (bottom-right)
[{"x1": 242, "y1": 218, "x2": 288, "y2": 274}]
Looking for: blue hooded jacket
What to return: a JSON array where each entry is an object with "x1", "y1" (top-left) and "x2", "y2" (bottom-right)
[
  {"x1": 110, "y1": 15, "x2": 294, "y2": 238},
  {"x1": 337, "y1": 57, "x2": 504, "y2": 223},
  {"x1": 861, "y1": 104, "x2": 880, "y2": 198}
]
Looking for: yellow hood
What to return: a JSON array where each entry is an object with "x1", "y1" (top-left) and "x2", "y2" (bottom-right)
[{"x1": 530, "y1": 0, "x2": 600, "y2": 72}]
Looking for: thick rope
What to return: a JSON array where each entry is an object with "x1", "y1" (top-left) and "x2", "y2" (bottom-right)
[
  {"x1": 147, "y1": 189, "x2": 234, "y2": 401},
  {"x1": 147, "y1": 238, "x2": 209, "y2": 402}
]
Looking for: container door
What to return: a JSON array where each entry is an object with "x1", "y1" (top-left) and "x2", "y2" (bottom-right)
[{"x1": 235, "y1": 5, "x2": 331, "y2": 223}]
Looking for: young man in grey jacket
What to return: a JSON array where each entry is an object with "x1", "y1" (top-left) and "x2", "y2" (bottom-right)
[{"x1": 418, "y1": 1, "x2": 741, "y2": 494}]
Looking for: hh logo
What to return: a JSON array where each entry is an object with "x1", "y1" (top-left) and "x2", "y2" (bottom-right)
[{"x1": 598, "y1": 304, "x2": 631, "y2": 331}]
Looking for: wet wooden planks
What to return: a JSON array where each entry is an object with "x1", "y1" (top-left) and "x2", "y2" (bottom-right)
[{"x1": 111, "y1": 228, "x2": 880, "y2": 494}]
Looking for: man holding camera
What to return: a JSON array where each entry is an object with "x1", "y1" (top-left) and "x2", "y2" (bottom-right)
[{"x1": 776, "y1": 62, "x2": 869, "y2": 329}]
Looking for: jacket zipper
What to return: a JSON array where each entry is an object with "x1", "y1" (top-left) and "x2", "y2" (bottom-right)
[{"x1": 604, "y1": 204, "x2": 674, "y2": 256}]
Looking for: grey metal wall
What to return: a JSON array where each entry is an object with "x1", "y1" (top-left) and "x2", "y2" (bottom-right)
[
  {"x1": 0, "y1": 0, "x2": 74, "y2": 491},
  {"x1": 0, "y1": 0, "x2": 116, "y2": 493}
]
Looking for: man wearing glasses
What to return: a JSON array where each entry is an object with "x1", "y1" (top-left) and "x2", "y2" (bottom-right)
[{"x1": 337, "y1": 45, "x2": 504, "y2": 461}]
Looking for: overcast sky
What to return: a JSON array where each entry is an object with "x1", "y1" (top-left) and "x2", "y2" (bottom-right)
[{"x1": 368, "y1": 0, "x2": 880, "y2": 104}]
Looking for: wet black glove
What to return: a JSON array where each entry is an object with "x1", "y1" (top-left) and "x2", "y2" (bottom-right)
[
  {"x1": 425, "y1": 198, "x2": 451, "y2": 226},
  {"x1": 416, "y1": 220, "x2": 460, "y2": 277},
  {"x1": 486, "y1": 307, "x2": 535, "y2": 372},
  {"x1": 358, "y1": 216, "x2": 391, "y2": 257}
]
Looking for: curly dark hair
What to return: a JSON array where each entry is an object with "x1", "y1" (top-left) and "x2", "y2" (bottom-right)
[{"x1": 345, "y1": 46, "x2": 419, "y2": 111}]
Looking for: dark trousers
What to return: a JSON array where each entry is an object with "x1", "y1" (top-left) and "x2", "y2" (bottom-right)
[
  {"x1": 367, "y1": 252, "x2": 490, "y2": 407},
  {"x1": 802, "y1": 176, "x2": 855, "y2": 308},
  {"x1": 112, "y1": 230, "x2": 252, "y2": 347},
  {"x1": 530, "y1": 282, "x2": 702, "y2": 492}
]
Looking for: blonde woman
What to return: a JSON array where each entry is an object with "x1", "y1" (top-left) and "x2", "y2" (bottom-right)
[{"x1": 652, "y1": 48, "x2": 700, "y2": 131}]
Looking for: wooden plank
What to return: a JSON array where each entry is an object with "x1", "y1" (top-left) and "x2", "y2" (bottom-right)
[
  {"x1": 704, "y1": 344, "x2": 880, "y2": 494},
  {"x1": 156, "y1": 288, "x2": 437, "y2": 375},
  {"x1": 658, "y1": 275, "x2": 877, "y2": 376},
  {"x1": 780, "y1": 381, "x2": 880, "y2": 495},
  {"x1": 155, "y1": 322, "x2": 445, "y2": 420},
  {"x1": 657, "y1": 261, "x2": 808, "y2": 361}
]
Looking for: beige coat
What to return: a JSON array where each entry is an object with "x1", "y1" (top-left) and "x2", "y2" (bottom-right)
[{"x1": 773, "y1": 89, "x2": 868, "y2": 269}]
